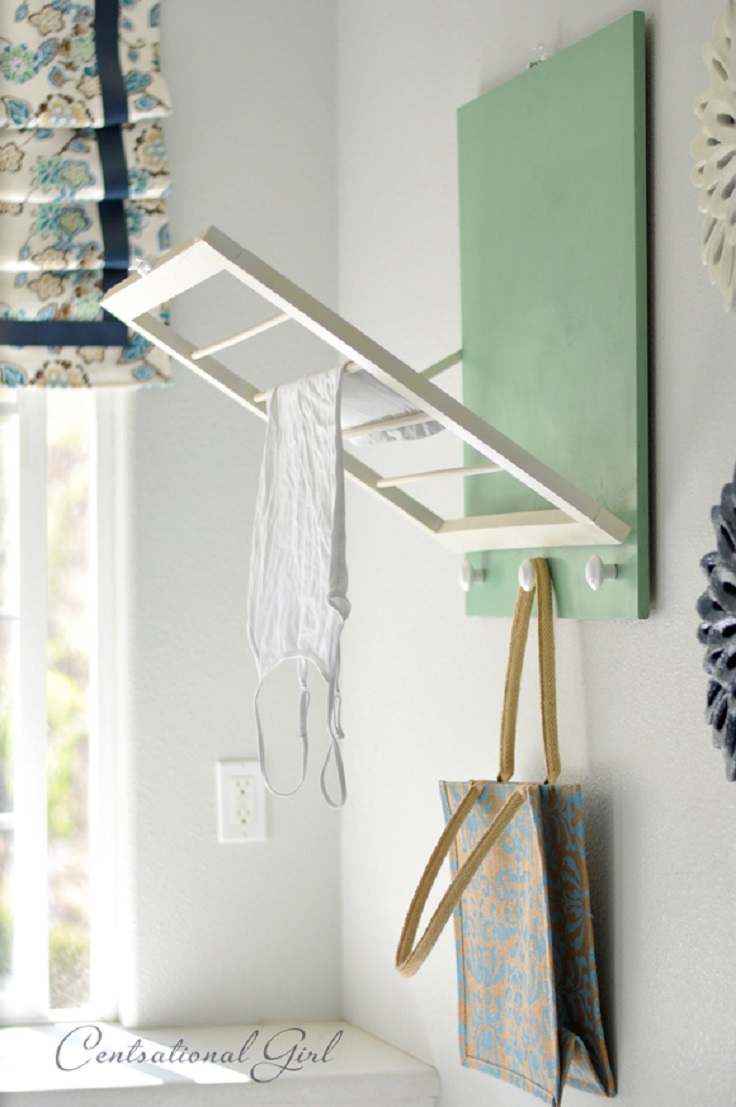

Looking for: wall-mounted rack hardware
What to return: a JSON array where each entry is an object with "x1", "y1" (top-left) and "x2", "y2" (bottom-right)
[
  {"x1": 102, "y1": 225, "x2": 631, "y2": 556},
  {"x1": 102, "y1": 13, "x2": 648, "y2": 620}
]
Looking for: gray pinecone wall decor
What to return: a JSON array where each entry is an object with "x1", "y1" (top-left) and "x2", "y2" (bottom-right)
[{"x1": 698, "y1": 466, "x2": 736, "y2": 779}]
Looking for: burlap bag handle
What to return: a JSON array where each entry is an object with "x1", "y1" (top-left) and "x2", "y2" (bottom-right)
[
  {"x1": 498, "y1": 557, "x2": 560, "y2": 785},
  {"x1": 395, "y1": 783, "x2": 527, "y2": 977},
  {"x1": 395, "y1": 557, "x2": 557, "y2": 978}
]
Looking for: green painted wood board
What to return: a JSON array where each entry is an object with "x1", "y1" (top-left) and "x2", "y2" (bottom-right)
[{"x1": 459, "y1": 12, "x2": 649, "y2": 618}]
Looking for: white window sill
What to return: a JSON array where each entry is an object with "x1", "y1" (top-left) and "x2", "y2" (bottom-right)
[{"x1": 0, "y1": 1020, "x2": 440, "y2": 1106}]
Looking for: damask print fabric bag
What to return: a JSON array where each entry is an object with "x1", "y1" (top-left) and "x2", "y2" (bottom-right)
[{"x1": 396, "y1": 559, "x2": 615, "y2": 1105}]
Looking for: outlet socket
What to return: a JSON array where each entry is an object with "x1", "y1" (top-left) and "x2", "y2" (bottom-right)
[{"x1": 216, "y1": 759, "x2": 267, "y2": 842}]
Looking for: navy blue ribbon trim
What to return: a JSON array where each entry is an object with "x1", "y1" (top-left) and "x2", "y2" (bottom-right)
[
  {"x1": 99, "y1": 200, "x2": 130, "y2": 269},
  {"x1": 96, "y1": 0, "x2": 128, "y2": 126},
  {"x1": 100, "y1": 266, "x2": 128, "y2": 340},
  {"x1": 0, "y1": 271, "x2": 129, "y2": 349},
  {"x1": 98, "y1": 126, "x2": 129, "y2": 198},
  {"x1": 0, "y1": 318, "x2": 128, "y2": 347}
]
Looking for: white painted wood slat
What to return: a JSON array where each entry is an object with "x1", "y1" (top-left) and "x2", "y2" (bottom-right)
[{"x1": 102, "y1": 227, "x2": 630, "y2": 551}]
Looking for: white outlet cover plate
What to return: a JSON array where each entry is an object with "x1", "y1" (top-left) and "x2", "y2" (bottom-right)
[{"x1": 216, "y1": 759, "x2": 267, "y2": 843}]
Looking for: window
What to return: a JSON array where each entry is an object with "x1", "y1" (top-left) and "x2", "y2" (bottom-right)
[{"x1": 0, "y1": 389, "x2": 119, "y2": 1023}]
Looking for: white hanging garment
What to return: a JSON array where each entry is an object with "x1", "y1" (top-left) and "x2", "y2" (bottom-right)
[
  {"x1": 248, "y1": 364, "x2": 350, "y2": 807},
  {"x1": 340, "y1": 367, "x2": 443, "y2": 445}
]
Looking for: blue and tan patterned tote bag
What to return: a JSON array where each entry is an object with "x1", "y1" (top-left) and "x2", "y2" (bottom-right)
[{"x1": 396, "y1": 558, "x2": 615, "y2": 1105}]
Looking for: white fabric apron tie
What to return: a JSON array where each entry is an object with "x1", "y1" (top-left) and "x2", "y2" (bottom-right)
[{"x1": 247, "y1": 365, "x2": 350, "y2": 807}]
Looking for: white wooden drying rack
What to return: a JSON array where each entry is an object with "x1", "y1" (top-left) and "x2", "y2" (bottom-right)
[{"x1": 101, "y1": 225, "x2": 630, "y2": 553}]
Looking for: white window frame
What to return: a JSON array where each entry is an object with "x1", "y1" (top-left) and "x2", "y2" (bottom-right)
[{"x1": 0, "y1": 389, "x2": 121, "y2": 1025}]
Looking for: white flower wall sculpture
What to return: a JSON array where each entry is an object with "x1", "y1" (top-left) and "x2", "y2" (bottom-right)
[{"x1": 691, "y1": 0, "x2": 736, "y2": 310}]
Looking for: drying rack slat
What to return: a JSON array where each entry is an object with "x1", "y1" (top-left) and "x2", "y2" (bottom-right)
[{"x1": 102, "y1": 226, "x2": 630, "y2": 551}]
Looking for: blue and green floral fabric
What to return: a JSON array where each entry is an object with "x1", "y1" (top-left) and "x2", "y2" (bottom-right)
[
  {"x1": 0, "y1": 197, "x2": 168, "y2": 268},
  {"x1": 0, "y1": 326, "x2": 170, "y2": 385},
  {"x1": 0, "y1": 120, "x2": 170, "y2": 200},
  {"x1": 0, "y1": 0, "x2": 170, "y2": 129},
  {"x1": 0, "y1": 0, "x2": 172, "y2": 386}
]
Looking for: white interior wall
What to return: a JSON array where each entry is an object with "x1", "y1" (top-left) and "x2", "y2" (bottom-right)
[
  {"x1": 118, "y1": 2, "x2": 736, "y2": 1104},
  {"x1": 336, "y1": 3, "x2": 736, "y2": 1106},
  {"x1": 117, "y1": 0, "x2": 342, "y2": 1028}
]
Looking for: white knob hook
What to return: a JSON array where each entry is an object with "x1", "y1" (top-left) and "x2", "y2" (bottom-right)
[
  {"x1": 518, "y1": 558, "x2": 536, "y2": 592},
  {"x1": 459, "y1": 560, "x2": 486, "y2": 592},
  {"x1": 585, "y1": 555, "x2": 618, "y2": 591}
]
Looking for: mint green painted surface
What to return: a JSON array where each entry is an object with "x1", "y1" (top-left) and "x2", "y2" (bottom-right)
[{"x1": 459, "y1": 13, "x2": 649, "y2": 618}]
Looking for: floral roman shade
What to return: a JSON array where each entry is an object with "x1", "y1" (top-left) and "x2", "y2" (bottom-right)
[{"x1": 0, "y1": 0, "x2": 173, "y2": 388}]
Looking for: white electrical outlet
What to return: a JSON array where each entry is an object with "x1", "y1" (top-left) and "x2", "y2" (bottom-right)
[{"x1": 216, "y1": 760, "x2": 267, "y2": 842}]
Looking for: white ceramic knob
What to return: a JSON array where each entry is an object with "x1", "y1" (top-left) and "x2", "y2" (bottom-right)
[
  {"x1": 585, "y1": 555, "x2": 618, "y2": 591},
  {"x1": 518, "y1": 559, "x2": 535, "y2": 592},
  {"x1": 459, "y1": 560, "x2": 486, "y2": 592}
]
